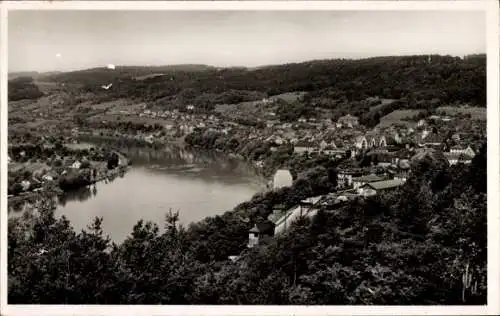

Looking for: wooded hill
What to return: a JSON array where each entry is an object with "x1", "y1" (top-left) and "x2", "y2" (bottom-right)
[{"x1": 10, "y1": 55, "x2": 486, "y2": 114}]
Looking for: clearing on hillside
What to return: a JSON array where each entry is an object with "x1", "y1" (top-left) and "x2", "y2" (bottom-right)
[
  {"x1": 376, "y1": 109, "x2": 425, "y2": 128},
  {"x1": 436, "y1": 106, "x2": 486, "y2": 121}
]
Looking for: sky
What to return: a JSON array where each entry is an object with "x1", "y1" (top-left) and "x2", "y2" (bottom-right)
[{"x1": 8, "y1": 10, "x2": 486, "y2": 73}]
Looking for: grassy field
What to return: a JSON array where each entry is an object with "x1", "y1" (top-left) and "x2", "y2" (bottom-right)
[
  {"x1": 436, "y1": 106, "x2": 486, "y2": 121},
  {"x1": 269, "y1": 91, "x2": 306, "y2": 103},
  {"x1": 376, "y1": 109, "x2": 425, "y2": 128},
  {"x1": 135, "y1": 73, "x2": 166, "y2": 80},
  {"x1": 9, "y1": 162, "x2": 51, "y2": 175},
  {"x1": 88, "y1": 113, "x2": 173, "y2": 125},
  {"x1": 215, "y1": 91, "x2": 305, "y2": 117}
]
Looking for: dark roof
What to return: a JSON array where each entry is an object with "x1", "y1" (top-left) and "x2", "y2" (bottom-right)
[
  {"x1": 423, "y1": 133, "x2": 444, "y2": 144},
  {"x1": 352, "y1": 174, "x2": 386, "y2": 183},
  {"x1": 294, "y1": 141, "x2": 317, "y2": 148},
  {"x1": 249, "y1": 221, "x2": 275, "y2": 234}
]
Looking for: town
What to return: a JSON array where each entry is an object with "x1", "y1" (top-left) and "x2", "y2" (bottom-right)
[
  {"x1": 8, "y1": 86, "x2": 486, "y2": 248},
  {"x1": 7, "y1": 49, "x2": 488, "y2": 306}
]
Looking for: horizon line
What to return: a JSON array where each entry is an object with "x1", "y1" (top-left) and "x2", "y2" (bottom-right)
[{"x1": 8, "y1": 52, "x2": 487, "y2": 75}]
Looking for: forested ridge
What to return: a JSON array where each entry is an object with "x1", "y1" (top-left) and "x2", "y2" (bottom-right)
[
  {"x1": 8, "y1": 76, "x2": 45, "y2": 102},
  {"x1": 8, "y1": 144, "x2": 486, "y2": 304},
  {"x1": 12, "y1": 55, "x2": 485, "y2": 111}
]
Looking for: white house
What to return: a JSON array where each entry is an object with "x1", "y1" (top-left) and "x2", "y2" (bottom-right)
[
  {"x1": 450, "y1": 145, "x2": 475, "y2": 157},
  {"x1": 273, "y1": 169, "x2": 293, "y2": 190},
  {"x1": 71, "y1": 160, "x2": 82, "y2": 169},
  {"x1": 21, "y1": 180, "x2": 31, "y2": 191},
  {"x1": 42, "y1": 174, "x2": 54, "y2": 182},
  {"x1": 354, "y1": 136, "x2": 368, "y2": 150},
  {"x1": 444, "y1": 152, "x2": 473, "y2": 165}
]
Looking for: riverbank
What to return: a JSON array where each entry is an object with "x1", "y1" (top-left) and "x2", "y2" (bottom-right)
[
  {"x1": 8, "y1": 146, "x2": 131, "y2": 209},
  {"x1": 79, "y1": 132, "x2": 270, "y2": 187}
]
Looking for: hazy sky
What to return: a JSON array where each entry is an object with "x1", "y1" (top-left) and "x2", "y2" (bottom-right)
[{"x1": 9, "y1": 10, "x2": 486, "y2": 73}]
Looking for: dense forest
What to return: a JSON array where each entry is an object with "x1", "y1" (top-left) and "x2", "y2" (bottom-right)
[
  {"x1": 8, "y1": 76, "x2": 44, "y2": 101},
  {"x1": 10, "y1": 55, "x2": 485, "y2": 110},
  {"x1": 8, "y1": 143, "x2": 486, "y2": 304}
]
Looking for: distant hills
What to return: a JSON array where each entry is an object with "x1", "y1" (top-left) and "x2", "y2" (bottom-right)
[
  {"x1": 8, "y1": 55, "x2": 486, "y2": 116},
  {"x1": 8, "y1": 71, "x2": 62, "y2": 81}
]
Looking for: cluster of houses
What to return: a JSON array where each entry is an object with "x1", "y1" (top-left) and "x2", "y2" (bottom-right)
[
  {"x1": 285, "y1": 114, "x2": 478, "y2": 166},
  {"x1": 242, "y1": 112, "x2": 483, "y2": 252},
  {"x1": 7, "y1": 144, "x2": 126, "y2": 197}
]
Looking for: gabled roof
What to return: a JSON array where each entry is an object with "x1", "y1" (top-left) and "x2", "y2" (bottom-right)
[
  {"x1": 363, "y1": 179, "x2": 405, "y2": 190},
  {"x1": 352, "y1": 174, "x2": 386, "y2": 183},
  {"x1": 444, "y1": 152, "x2": 474, "y2": 160},
  {"x1": 422, "y1": 133, "x2": 443, "y2": 144},
  {"x1": 339, "y1": 114, "x2": 359, "y2": 120},
  {"x1": 294, "y1": 141, "x2": 317, "y2": 148}
]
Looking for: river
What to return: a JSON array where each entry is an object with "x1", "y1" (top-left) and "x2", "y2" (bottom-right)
[{"x1": 13, "y1": 143, "x2": 265, "y2": 243}]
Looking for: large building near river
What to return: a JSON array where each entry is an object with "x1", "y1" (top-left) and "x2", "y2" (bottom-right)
[{"x1": 273, "y1": 169, "x2": 293, "y2": 190}]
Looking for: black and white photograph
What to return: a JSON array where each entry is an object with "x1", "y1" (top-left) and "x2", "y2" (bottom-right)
[{"x1": 1, "y1": 0, "x2": 498, "y2": 313}]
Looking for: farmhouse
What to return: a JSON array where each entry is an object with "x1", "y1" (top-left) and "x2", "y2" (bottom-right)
[{"x1": 337, "y1": 114, "x2": 359, "y2": 127}]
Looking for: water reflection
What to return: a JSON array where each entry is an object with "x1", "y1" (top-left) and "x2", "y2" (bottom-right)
[
  {"x1": 58, "y1": 184, "x2": 98, "y2": 205},
  {"x1": 11, "y1": 142, "x2": 265, "y2": 243}
]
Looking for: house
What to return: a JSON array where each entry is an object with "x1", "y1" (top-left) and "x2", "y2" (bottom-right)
[
  {"x1": 21, "y1": 180, "x2": 31, "y2": 191},
  {"x1": 358, "y1": 179, "x2": 405, "y2": 197},
  {"x1": 419, "y1": 132, "x2": 444, "y2": 148},
  {"x1": 294, "y1": 141, "x2": 317, "y2": 154},
  {"x1": 393, "y1": 172, "x2": 409, "y2": 183},
  {"x1": 247, "y1": 221, "x2": 275, "y2": 248},
  {"x1": 273, "y1": 169, "x2": 293, "y2": 190},
  {"x1": 319, "y1": 140, "x2": 329, "y2": 149},
  {"x1": 144, "y1": 135, "x2": 155, "y2": 144},
  {"x1": 354, "y1": 136, "x2": 368, "y2": 150},
  {"x1": 368, "y1": 137, "x2": 377, "y2": 148},
  {"x1": 352, "y1": 174, "x2": 387, "y2": 189},
  {"x1": 42, "y1": 174, "x2": 55, "y2": 182},
  {"x1": 379, "y1": 135, "x2": 388, "y2": 147},
  {"x1": 337, "y1": 170, "x2": 355, "y2": 188},
  {"x1": 397, "y1": 159, "x2": 411, "y2": 170},
  {"x1": 71, "y1": 160, "x2": 82, "y2": 169},
  {"x1": 338, "y1": 114, "x2": 359, "y2": 127},
  {"x1": 417, "y1": 119, "x2": 427, "y2": 127},
  {"x1": 444, "y1": 152, "x2": 474, "y2": 165},
  {"x1": 450, "y1": 145, "x2": 475, "y2": 157},
  {"x1": 323, "y1": 147, "x2": 347, "y2": 158}
]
